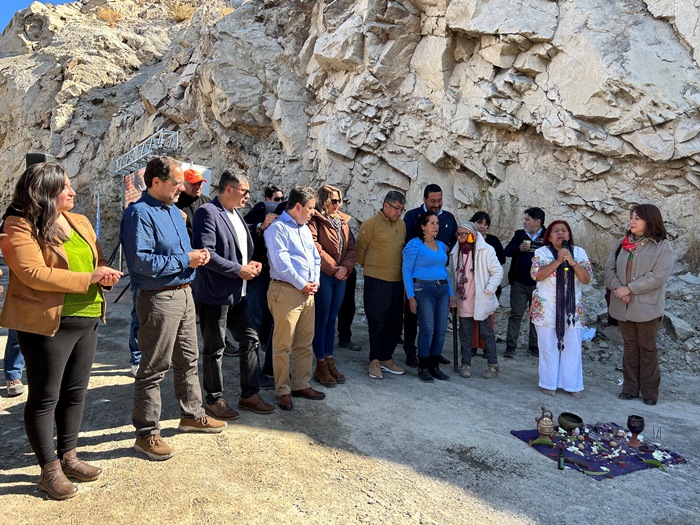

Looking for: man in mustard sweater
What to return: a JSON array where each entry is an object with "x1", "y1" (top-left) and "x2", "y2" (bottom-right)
[{"x1": 355, "y1": 191, "x2": 407, "y2": 380}]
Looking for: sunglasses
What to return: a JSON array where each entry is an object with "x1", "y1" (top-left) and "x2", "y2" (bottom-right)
[
  {"x1": 330, "y1": 199, "x2": 342, "y2": 205},
  {"x1": 230, "y1": 186, "x2": 250, "y2": 196},
  {"x1": 273, "y1": 196, "x2": 284, "y2": 202}
]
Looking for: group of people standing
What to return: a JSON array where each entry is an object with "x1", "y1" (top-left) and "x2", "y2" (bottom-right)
[{"x1": 0, "y1": 155, "x2": 674, "y2": 500}]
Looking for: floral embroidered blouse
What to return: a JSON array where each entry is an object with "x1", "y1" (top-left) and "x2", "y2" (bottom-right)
[{"x1": 529, "y1": 245, "x2": 593, "y2": 328}]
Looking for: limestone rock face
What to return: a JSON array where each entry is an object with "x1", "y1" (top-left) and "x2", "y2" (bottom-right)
[{"x1": 2, "y1": 0, "x2": 700, "y2": 370}]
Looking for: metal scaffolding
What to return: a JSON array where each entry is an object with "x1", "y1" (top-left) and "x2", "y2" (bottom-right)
[{"x1": 110, "y1": 129, "x2": 180, "y2": 175}]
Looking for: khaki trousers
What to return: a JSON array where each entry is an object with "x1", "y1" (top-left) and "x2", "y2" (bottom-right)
[{"x1": 267, "y1": 280, "x2": 315, "y2": 396}]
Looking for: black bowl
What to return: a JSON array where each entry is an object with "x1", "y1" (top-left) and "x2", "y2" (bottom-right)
[{"x1": 558, "y1": 412, "x2": 584, "y2": 432}]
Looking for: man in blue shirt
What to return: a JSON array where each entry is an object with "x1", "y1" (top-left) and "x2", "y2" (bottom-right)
[
  {"x1": 120, "y1": 156, "x2": 226, "y2": 461},
  {"x1": 264, "y1": 186, "x2": 324, "y2": 411},
  {"x1": 402, "y1": 184, "x2": 458, "y2": 367}
]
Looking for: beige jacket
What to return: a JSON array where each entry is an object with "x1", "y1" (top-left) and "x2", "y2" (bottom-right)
[
  {"x1": 604, "y1": 237, "x2": 674, "y2": 323},
  {"x1": 449, "y1": 232, "x2": 503, "y2": 321},
  {"x1": 0, "y1": 212, "x2": 108, "y2": 336}
]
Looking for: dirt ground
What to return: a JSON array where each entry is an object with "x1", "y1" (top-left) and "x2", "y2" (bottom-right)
[{"x1": 1, "y1": 266, "x2": 699, "y2": 525}]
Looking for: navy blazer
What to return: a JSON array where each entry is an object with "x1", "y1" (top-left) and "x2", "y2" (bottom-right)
[{"x1": 192, "y1": 197, "x2": 255, "y2": 305}]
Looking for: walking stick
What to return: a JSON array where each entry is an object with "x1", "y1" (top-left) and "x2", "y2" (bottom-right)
[{"x1": 452, "y1": 308, "x2": 458, "y2": 372}]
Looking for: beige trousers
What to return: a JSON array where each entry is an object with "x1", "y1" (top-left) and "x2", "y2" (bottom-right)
[{"x1": 267, "y1": 280, "x2": 315, "y2": 396}]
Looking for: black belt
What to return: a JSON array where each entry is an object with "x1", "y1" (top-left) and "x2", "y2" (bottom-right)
[
  {"x1": 413, "y1": 278, "x2": 447, "y2": 285},
  {"x1": 152, "y1": 282, "x2": 190, "y2": 292}
]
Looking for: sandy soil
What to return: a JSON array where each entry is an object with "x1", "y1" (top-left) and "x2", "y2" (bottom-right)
[{"x1": 1, "y1": 268, "x2": 699, "y2": 525}]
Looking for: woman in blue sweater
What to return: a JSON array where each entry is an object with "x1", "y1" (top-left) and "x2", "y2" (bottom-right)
[{"x1": 402, "y1": 212, "x2": 455, "y2": 382}]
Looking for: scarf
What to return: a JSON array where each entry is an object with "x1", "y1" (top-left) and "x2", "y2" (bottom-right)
[
  {"x1": 456, "y1": 241, "x2": 474, "y2": 301},
  {"x1": 621, "y1": 234, "x2": 646, "y2": 259},
  {"x1": 548, "y1": 245, "x2": 577, "y2": 351}
]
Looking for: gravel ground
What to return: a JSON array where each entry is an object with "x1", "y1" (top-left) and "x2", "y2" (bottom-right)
[{"x1": 0, "y1": 264, "x2": 698, "y2": 525}]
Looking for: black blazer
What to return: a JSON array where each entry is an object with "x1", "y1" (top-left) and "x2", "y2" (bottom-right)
[{"x1": 192, "y1": 197, "x2": 255, "y2": 305}]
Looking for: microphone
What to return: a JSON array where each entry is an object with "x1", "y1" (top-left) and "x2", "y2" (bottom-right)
[{"x1": 562, "y1": 240, "x2": 570, "y2": 271}]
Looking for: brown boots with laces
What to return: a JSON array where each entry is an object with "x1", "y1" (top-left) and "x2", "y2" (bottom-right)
[
  {"x1": 314, "y1": 357, "x2": 346, "y2": 387},
  {"x1": 38, "y1": 449, "x2": 103, "y2": 500}
]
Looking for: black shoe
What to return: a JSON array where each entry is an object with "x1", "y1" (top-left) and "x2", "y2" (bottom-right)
[
  {"x1": 437, "y1": 355, "x2": 451, "y2": 365},
  {"x1": 429, "y1": 368, "x2": 450, "y2": 380},
  {"x1": 528, "y1": 346, "x2": 539, "y2": 357},
  {"x1": 643, "y1": 398, "x2": 657, "y2": 406},
  {"x1": 405, "y1": 352, "x2": 418, "y2": 368},
  {"x1": 224, "y1": 341, "x2": 239, "y2": 357},
  {"x1": 417, "y1": 357, "x2": 434, "y2": 382},
  {"x1": 504, "y1": 346, "x2": 516, "y2": 358},
  {"x1": 338, "y1": 340, "x2": 362, "y2": 351},
  {"x1": 618, "y1": 392, "x2": 639, "y2": 400},
  {"x1": 397, "y1": 337, "x2": 404, "y2": 346},
  {"x1": 258, "y1": 372, "x2": 275, "y2": 390}
]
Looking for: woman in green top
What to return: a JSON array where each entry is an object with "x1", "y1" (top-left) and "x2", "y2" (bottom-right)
[{"x1": 0, "y1": 162, "x2": 122, "y2": 500}]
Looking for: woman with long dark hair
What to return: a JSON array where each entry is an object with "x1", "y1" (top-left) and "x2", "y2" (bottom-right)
[
  {"x1": 530, "y1": 220, "x2": 592, "y2": 399},
  {"x1": 604, "y1": 204, "x2": 674, "y2": 406},
  {"x1": 402, "y1": 211, "x2": 454, "y2": 382},
  {"x1": 0, "y1": 162, "x2": 121, "y2": 499}
]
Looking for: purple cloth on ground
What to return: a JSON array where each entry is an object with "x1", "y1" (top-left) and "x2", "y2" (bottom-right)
[{"x1": 511, "y1": 422, "x2": 686, "y2": 480}]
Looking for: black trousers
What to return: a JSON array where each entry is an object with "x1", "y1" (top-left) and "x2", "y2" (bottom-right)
[
  {"x1": 337, "y1": 267, "x2": 357, "y2": 343},
  {"x1": 364, "y1": 276, "x2": 403, "y2": 362},
  {"x1": 198, "y1": 300, "x2": 260, "y2": 402},
  {"x1": 17, "y1": 317, "x2": 98, "y2": 466}
]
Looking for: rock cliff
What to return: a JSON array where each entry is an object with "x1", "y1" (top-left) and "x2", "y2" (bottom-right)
[{"x1": 1, "y1": 0, "x2": 699, "y2": 369}]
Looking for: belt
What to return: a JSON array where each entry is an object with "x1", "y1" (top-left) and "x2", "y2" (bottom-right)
[
  {"x1": 272, "y1": 279, "x2": 292, "y2": 284},
  {"x1": 152, "y1": 282, "x2": 190, "y2": 292},
  {"x1": 413, "y1": 278, "x2": 447, "y2": 285}
]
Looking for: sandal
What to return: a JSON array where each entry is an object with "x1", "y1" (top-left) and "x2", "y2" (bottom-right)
[
  {"x1": 541, "y1": 389, "x2": 556, "y2": 396},
  {"x1": 569, "y1": 391, "x2": 585, "y2": 399}
]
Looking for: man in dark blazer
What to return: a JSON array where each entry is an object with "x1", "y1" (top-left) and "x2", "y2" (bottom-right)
[{"x1": 193, "y1": 171, "x2": 275, "y2": 419}]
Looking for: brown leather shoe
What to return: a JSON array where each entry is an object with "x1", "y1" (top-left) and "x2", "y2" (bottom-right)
[
  {"x1": 277, "y1": 394, "x2": 293, "y2": 411},
  {"x1": 61, "y1": 449, "x2": 102, "y2": 482},
  {"x1": 314, "y1": 360, "x2": 337, "y2": 387},
  {"x1": 238, "y1": 393, "x2": 275, "y2": 414},
  {"x1": 291, "y1": 387, "x2": 326, "y2": 400},
  {"x1": 205, "y1": 398, "x2": 240, "y2": 420},
  {"x1": 325, "y1": 357, "x2": 346, "y2": 384},
  {"x1": 38, "y1": 460, "x2": 78, "y2": 500}
]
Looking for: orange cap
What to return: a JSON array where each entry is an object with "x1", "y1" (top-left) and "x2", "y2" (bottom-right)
[{"x1": 184, "y1": 169, "x2": 207, "y2": 184}]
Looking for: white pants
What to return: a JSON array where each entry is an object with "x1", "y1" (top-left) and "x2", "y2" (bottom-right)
[{"x1": 535, "y1": 326, "x2": 584, "y2": 392}]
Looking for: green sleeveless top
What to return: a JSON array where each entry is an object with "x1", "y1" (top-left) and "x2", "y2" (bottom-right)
[{"x1": 61, "y1": 230, "x2": 103, "y2": 318}]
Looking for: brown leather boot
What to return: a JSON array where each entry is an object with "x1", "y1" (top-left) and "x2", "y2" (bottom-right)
[
  {"x1": 61, "y1": 449, "x2": 103, "y2": 482},
  {"x1": 314, "y1": 359, "x2": 337, "y2": 387},
  {"x1": 38, "y1": 460, "x2": 78, "y2": 500},
  {"x1": 325, "y1": 357, "x2": 346, "y2": 384}
]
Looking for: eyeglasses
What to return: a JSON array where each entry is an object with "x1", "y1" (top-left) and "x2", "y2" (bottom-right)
[
  {"x1": 273, "y1": 196, "x2": 284, "y2": 202},
  {"x1": 231, "y1": 186, "x2": 250, "y2": 196},
  {"x1": 330, "y1": 199, "x2": 342, "y2": 205},
  {"x1": 385, "y1": 202, "x2": 405, "y2": 214},
  {"x1": 456, "y1": 232, "x2": 471, "y2": 238}
]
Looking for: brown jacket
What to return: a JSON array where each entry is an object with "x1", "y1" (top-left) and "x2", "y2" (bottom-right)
[
  {"x1": 0, "y1": 212, "x2": 109, "y2": 336},
  {"x1": 308, "y1": 211, "x2": 356, "y2": 277},
  {"x1": 604, "y1": 237, "x2": 674, "y2": 323}
]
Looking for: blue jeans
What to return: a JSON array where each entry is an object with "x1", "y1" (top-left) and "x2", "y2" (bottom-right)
[
  {"x1": 313, "y1": 273, "x2": 346, "y2": 360},
  {"x1": 3, "y1": 329, "x2": 24, "y2": 381},
  {"x1": 414, "y1": 281, "x2": 450, "y2": 358},
  {"x1": 129, "y1": 285, "x2": 141, "y2": 365}
]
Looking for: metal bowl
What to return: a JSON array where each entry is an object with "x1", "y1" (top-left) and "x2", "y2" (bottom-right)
[{"x1": 558, "y1": 412, "x2": 584, "y2": 432}]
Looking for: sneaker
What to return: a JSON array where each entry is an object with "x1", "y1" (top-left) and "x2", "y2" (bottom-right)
[
  {"x1": 369, "y1": 359, "x2": 383, "y2": 379},
  {"x1": 504, "y1": 346, "x2": 516, "y2": 359},
  {"x1": 379, "y1": 359, "x2": 405, "y2": 375},
  {"x1": 178, "y1": 415, "x2": 227, "y2": 433},
  {"x1": 6, "y1": 379, "x2": 24, "y2": 397},
  {"x1": 134, "y1": 434, "x2": 175, "y2": 461},
  {"x1": 459, "y1": 364, "x2": 471, "y2": 378},
  {"x1": 482, "y1": 364, "x2": 499, "y2": 379},
  {"x1": 130, "y1": 363, "x2": 140, "y2": 378}
]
